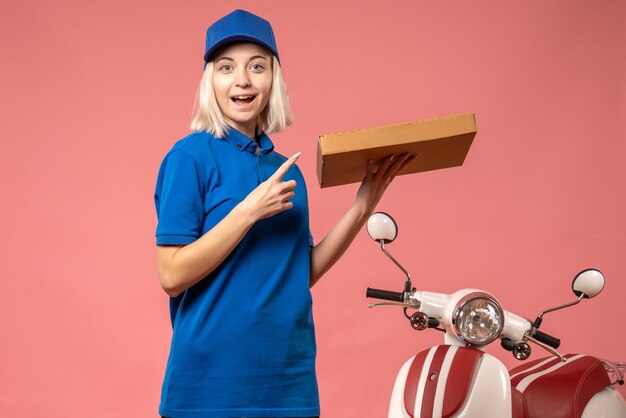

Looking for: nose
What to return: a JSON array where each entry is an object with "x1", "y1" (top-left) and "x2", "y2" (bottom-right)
[{"x1": 234, "y1": 68, "x2": 251, "y2": 87}]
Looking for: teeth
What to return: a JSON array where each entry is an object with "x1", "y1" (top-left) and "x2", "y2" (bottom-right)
[{"x1": 233, "y1": 95, "x2": 254, "y2": 99}]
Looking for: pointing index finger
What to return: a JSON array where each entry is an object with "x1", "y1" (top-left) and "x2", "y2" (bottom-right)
[{"x1": 271, "y1": 152, "x2": 301, "y2": 181}]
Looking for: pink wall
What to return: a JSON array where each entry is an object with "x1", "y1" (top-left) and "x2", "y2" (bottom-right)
[{"x1": 1, "y1": 0, "x2": 624, "y2": 416}]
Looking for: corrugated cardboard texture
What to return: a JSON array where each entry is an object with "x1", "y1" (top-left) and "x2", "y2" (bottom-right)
[{"x1": 316, "y1": 113, "x2": 476, "y2": 188}]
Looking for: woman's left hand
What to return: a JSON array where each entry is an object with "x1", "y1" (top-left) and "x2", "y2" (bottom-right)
[
  {"x1": 355, "y1": 153, "x2": 415, "y2": 214},
  {"x1": 310, "y1": 152, "x2": 415, "y2": 286}
]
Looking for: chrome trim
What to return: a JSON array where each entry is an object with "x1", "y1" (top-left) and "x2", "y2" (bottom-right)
[
  {"x1": 538, "y1": 293, "x2": 584, "y2": 319},
  {"x1": 512, "y1": 342, "x2": 532, "y2": 360},
  {"x1": 380, "y1": 240, "x2": 411, "y2": 284},
  {"x1": 368, "y1": 300, "x2": 421, "y2": 309},
  {"x1": 452, "y1": 291, "x2": 505, "y2": 346},
  {"x1": 410, "y1": 311, "x2": 429, "y2": 330},
  {"x1": 526, "y1": 336, "x2": 566, "y2": 362}
]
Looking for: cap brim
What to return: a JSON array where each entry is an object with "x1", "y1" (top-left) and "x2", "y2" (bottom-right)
[{"x1": 204, "y1": 35, "x2": 279, "y2": 63}]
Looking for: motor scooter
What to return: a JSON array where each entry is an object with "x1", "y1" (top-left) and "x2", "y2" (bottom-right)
[{"x1": 364, "y1": 212, "x2": 626, "y2": 418}]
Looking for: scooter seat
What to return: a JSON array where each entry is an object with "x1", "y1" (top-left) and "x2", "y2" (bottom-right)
[{"x1": 509, "y1": 354, "x2": 610, "y2": 418}]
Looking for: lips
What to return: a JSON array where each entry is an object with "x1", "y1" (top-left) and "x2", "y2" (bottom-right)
[{"x1": 231, "y1": 95, "x2": 256, "y2": 106}]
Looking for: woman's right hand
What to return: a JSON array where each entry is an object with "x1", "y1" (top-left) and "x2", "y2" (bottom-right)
[{"x1": 238, "y1": 152, "x2": 301, "y2": 221}]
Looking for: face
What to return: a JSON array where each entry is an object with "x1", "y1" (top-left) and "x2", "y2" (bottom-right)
[{"x1": 212, "y1": 42, "x2": 273, "y2": 138}]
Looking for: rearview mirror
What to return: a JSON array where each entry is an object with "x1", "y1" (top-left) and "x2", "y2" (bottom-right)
[
  {"x1": 367, "y1": 212, "x2": 398, "y2": 243},
  {"x1": 572, "y1": 269, "x2": 605, "y2": 299}
]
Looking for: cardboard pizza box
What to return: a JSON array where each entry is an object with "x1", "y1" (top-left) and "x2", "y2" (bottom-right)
[{"x1": 316, "y1": 113, "x2": 476, "y2": 188}]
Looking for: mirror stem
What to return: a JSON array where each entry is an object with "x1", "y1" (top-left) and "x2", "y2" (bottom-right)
[
  {"x1": 380, "y1": 241, "x2": 412, "y2": 292},
  {"x1": 532, "y1": 293, "x2": 584, "y2": 328}
]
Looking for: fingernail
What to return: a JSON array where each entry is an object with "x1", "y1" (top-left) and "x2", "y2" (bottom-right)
[{"x1": 292, "y1": 152, "x2": 302, "y2": 160}]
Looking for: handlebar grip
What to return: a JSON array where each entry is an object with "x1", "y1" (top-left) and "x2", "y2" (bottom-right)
[
  {"x1": 534, "y1": 330, "x2": 561, "y2": 349},
  {"x1": 366, "y1": 287, "x2": 403, "y2": 302}
]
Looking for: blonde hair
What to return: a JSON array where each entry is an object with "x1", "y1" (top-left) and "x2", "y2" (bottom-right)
[{"x1": 190, "y1": 56, "x2": 293, "y2": 138}]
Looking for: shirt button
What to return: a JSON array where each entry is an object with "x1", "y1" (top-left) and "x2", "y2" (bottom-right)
[{"x1": 236, "y1": 143, "x2": 241, "y2": 149}]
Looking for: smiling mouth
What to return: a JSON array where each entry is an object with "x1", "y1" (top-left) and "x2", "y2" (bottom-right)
[{"x1": 232, "y1": 95, "x2": 256, "y2": 106}]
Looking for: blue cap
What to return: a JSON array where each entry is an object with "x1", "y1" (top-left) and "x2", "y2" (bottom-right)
[{"x1": 204, "y1": 10, "x2": 279, "y2": 65}]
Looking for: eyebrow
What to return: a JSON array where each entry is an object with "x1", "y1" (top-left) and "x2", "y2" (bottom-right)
[{"x1": 215, "y1": 55, "x2": 269, "y2": 63}]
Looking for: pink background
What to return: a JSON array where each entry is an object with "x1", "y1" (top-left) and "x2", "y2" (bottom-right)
[{"x1": 1, "y1": 0, "x2": 625, "y2": 416}]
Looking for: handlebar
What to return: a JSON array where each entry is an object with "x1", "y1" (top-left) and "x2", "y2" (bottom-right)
[
  {"x1": 366, "y1": 287, "x2": 404, "y2": 302},
  {"x1": 534, "y1": 330, "x2": 561, "y2": 349}
]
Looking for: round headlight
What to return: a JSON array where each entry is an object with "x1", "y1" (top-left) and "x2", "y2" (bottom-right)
[{"x1": 453, "y1": 293, "x2": 504, "y2": 346}]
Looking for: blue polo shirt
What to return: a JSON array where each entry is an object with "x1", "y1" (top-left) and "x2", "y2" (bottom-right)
[{"x1": 154, "y1": 128, "x2": 319, "y2": 417}]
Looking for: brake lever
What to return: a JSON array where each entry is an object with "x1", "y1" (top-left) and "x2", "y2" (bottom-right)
[
  {"x1": 526, "y1": 335, "x2": 567, "y2": 362},
  {"x1": 368, "y1": 301, "x2": 420, "y2": 309}
]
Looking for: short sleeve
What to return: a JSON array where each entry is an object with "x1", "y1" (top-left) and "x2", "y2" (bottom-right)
[{"x1": 155, "y1": 150, "x2": 205, "y2": 245}]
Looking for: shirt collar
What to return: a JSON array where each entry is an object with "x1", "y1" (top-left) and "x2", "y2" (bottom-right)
[{"x1": 223, "y1": 126, "x2": 275, "y2": 155}]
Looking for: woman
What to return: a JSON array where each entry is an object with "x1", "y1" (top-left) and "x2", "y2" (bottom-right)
[{"x1": 154, "y1": 9, "x2": 413, "y2": 418}]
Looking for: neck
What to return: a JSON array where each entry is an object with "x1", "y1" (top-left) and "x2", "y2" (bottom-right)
[
  {"x1": 241, "y1": 126, "x2": 256, "y2": 139},
  {"x1": 230, "y1": 123, "x2": 257, "y2": 140}
]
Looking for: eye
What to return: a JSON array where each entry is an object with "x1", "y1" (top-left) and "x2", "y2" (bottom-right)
[
  {"x1": 219, "y1": 64, "x2": 233, "y2": 72},
  {"x1": 250, "y1": 63, "x2": 265, "y2": 72}
]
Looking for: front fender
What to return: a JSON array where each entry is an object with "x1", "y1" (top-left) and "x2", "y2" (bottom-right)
[{"x1": 388, "y1": 345, "x2": 511, "y2": 418}]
